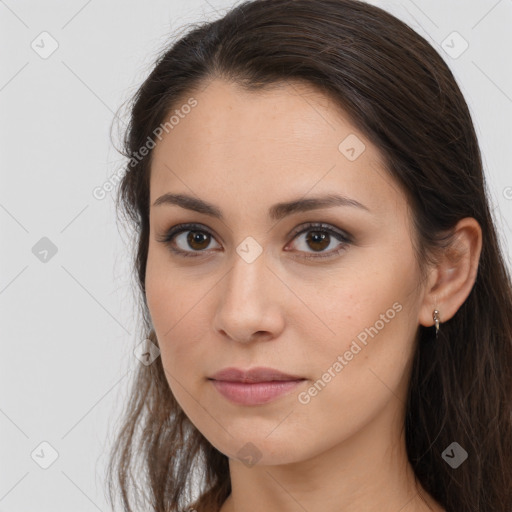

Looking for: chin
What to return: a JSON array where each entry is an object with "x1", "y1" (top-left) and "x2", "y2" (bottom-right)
[{"x1": 203, "y1": 430, "x2": 311, "y2": 467}]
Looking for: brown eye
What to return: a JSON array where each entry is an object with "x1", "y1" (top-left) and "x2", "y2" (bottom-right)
[
  {"x1": 305, "y1": 231, "x2": 331, "y2": 252},
  {"x1": 158, "y1": 222, "x2": 351, "y2": 261},
  {"x1": 186, "y1": 231, "x2": 211, "y2": 251},
  {"x1": 157, "y1": 223, "x2": 221, "y2": 258},
  {"x1": 286, "y1": 222, "x2": 352, "y2": 260}
]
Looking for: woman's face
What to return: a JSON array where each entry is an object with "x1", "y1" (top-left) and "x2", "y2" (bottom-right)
[{"x1": 145, "y1": 78, "x2": 429, "y2": 465}]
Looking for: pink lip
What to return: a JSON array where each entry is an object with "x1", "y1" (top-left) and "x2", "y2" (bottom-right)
[
  {"x1": 208, "y1": 367, "x2": 306, "y2": 405},
  {"x1": 210, "y1": 380, "x2": 305, "y2": 405}
]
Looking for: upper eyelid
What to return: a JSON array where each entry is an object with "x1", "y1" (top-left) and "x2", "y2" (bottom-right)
[{"x1": 288, "y1": 222, "x2": 350, "y2": 240}]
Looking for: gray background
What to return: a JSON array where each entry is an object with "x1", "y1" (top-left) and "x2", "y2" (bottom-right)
[{"x1": 1, "y1": 0, "x2": 511, "y2": 510}]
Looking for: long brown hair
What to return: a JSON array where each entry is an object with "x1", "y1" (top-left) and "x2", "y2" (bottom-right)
[{"x1": 107, "y1": 1, "x2": 512, "y2": 511}]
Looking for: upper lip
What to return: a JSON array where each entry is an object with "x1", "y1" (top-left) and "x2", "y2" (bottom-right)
[{"x1": 209, "y1": 367, "x2": 305, "y2": 383}]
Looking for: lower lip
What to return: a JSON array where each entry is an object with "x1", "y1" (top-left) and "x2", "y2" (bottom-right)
[{"x1": 210, "y1": 379, "x2": 305, "y2": 405}]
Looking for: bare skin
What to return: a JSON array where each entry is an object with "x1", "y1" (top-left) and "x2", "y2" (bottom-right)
[{"x1": 145, "y1": 78, "x2": 481, "y2": 512}]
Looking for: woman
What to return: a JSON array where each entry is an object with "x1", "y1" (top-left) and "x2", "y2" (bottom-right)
[{"x1": 107, "y1": 1, "x2": 512, "y2": 511}]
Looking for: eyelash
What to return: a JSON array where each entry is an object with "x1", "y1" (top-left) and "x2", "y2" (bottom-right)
[{"x1": 157, "y1": 222, "x2": 352, "y2": 261}]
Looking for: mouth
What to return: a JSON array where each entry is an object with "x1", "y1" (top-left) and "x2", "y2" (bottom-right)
[
  {"x1": 208, "y1": 366, "x2": 306, "y2": 405},
  {"x1": 209, "y1": 379, "x2": 306, "y2": 405}
]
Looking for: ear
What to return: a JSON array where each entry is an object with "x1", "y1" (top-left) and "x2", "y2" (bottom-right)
[{"x1": 418, "y1": 217, "x2": 482, "y2": 328}]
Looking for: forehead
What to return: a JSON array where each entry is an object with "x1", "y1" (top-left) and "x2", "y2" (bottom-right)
[{"x1": 149, "y1": 79, "x2": 406, "y2": 221}]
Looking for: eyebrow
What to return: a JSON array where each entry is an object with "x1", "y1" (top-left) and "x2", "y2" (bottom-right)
[{"x1": 152, "y1": 192, "x2": 370, "y2": 221}]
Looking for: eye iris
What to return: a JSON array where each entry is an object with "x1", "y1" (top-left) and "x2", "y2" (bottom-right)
[
  {"x1": 187, "y1": 231, "x2": 210, "y2": 250},
  {"x1": 306, "y1": 231, "x2": 330, "y2": 251}
]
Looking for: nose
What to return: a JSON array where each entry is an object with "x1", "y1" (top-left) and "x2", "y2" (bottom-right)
[{"x1": 213, "y1": 251, "x2": 285, "y2": 344}]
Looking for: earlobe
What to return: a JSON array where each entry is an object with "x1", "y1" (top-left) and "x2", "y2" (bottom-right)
[{"x1": 418, "y1": 217, "x2": 482, "y2": 329}]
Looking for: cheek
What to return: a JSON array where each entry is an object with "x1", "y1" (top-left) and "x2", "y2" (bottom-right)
[
  {"x1": 291, "y1": 259, "x2": 413, "y2": 348},
  {"x1": 145, "y1": 274, "x2": 208, "y2": 415},
  {"x1": 301, "y1": 252, "x2": 420, "y2": 388},
  {"x1": 283, "y1": 278, "x2": 418, "y2": 456},
  {"x1": 146, "y1": 282, "x2": 201, "y2": 362},
  {"x1": 145, "y1": 243, "x2": 194, "y2": 329},
  {"x1": 145, "y1": 252, "x2": 220, "y2": 394},
  {"x1": 145, "y1": 251, "x2": 192, "y2": 363}
]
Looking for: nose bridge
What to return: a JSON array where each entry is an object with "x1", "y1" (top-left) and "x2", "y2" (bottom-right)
[
  {"x1": 214, "y1": 246, "x2": 283, "y2": 342},
  {"x1": 224, "y1": 247, "x2": 270, "y2": 308}
]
